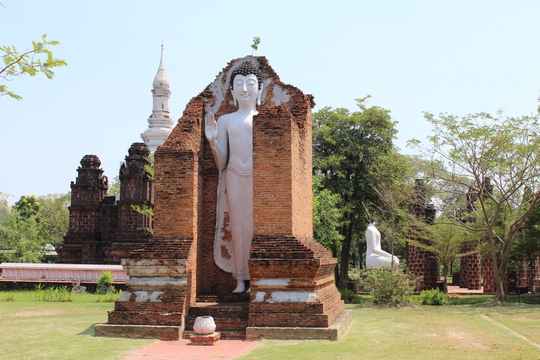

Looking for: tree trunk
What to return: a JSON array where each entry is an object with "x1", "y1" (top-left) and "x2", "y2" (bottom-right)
[
  {"x1": 338, "y1": 224, "x2": 353, "y2": 290},
  {"x1": 528, "y1": 258, "x2": 535, "y2": 293},
  {"x1": 442, "y1": 264, "x2": 449, "y2": 293}
]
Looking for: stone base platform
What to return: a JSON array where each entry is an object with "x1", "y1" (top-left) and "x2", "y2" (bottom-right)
[
  {"x1": 245, "y1": 309, "x2": 352, "y2": 341},
  {"x1": 94, "y1": 324, "x2": 182, "y2": 341},
  {"x1": 189, "y1": 332, "x2": 221, "y2": 345}
]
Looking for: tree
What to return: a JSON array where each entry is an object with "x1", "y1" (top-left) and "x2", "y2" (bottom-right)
[
  {"x1": 313, "y1": 174, "x2": 344, "y2": 276},
  {"x1": 313, "y1": 96, "x2": 399, "y2": 289},
  {"x1": 0, "y1": 210, "x2": 45, "y2": 263},
  {"x1": 14, "y1": 195, "x2": 40, "y2": 219},
  {"x1": 36, "y1": 193, "x2": 69, "y2": 247},
  {"x1": 0, "y1": 193, "x2": 69, "y2": 262},
  {"x1": 1, "y1": 34, "x2": 67, "y2": 100},
  {"x1": 0, "y1": 192, "x2": 11, "y2": 215},
  {"x1": 409, "y1": 111, "x2": 540, "y2": 302},
  {"x1": 370, "y1": 153, "x2": 419, "y2": 263},
  {"x1": 108, "y1": 176, "x2": 121, "y2": 197}
]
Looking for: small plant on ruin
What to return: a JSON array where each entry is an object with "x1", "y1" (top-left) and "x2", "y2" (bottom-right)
[
  {"x1": 131, "y1": 155, "x2": 154, "y2": 234},
  {"x1": 251, "y1": 37, "x2": 261, "y2": 55},
  {"x1": 97, "y1": 270, "x2": 114, "y2": 294},
  {"x1": 418, "y1": 288, "x2": 447, "y2": 305},
  {"x1": 360, "y1": 268, "x2": 414, "y2": 305}
]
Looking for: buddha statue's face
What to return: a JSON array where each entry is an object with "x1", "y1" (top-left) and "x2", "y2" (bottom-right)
[{"x1": 232, "y1": 74, "x2": 260, "y2": 107}]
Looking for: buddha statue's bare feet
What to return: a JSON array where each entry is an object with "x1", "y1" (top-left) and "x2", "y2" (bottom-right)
[{"x1": 232, "y1": 280, "x2": 246, "y2": 293}]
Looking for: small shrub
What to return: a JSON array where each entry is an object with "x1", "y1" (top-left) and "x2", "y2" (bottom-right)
[
  {"x1": 419, "y1": 288, "x2": 446, "y2": 305},
  {"x1": 340, "y1": 289, "x2": 365, "y2": 304},
  {"x1": 360, "y1": 268, "x2": 414, "y2": 305},
  {"x1": 34, "y1": 283, "x2": 45, "y2": 301},
  {"x1": 95, "y1": 289, "x2": 123, "y2": 303},
  {"x1": 34, "y1": 285, "x2": 73, "y2": 302},
  {"x1": 97, "y1": 270, "x2": 114, "y2": 294},
  {"x1": 2, "y1": 292, "x2": 15, "y2": 301}
]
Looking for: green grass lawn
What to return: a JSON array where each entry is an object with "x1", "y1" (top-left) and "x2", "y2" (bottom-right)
[
  {"x1": 2, "y1": 291, "x2": 540, "y2": 360},
  {"x1": 0, "y1": 291, "x2": 156, "y2": 360},
  {"x1": 239, "y1": 301, "x2": 540, "y2": 360}
]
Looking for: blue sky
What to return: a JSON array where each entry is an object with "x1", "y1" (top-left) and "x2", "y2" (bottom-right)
[{"x1": 2, "y1": 1, "x2": 540, "y2": 204}]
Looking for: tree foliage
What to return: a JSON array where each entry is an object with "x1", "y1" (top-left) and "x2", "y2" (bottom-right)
[
  {"x1": 370, "y1": 154, "x2": 419, "y2": 260},
  {"x1": 313, "y1": 96, "x2": 399, "y2": 289},
  {"x1": 0, "y1": 193, "x2": 69, "y2": 262},
  {"x1": 14, "y1": 195, "x2": 40, "y2": 219},
  {"x1": 1, "y1": 34, "x2": 67, "y2": 100},
  {"x1": 409, "y1": 111, "x2": 540, "y2": 301},
  {"x1": 313, "y1": 174, "x2": 344, "y2": 257},
  {"x1": 108, "y1": 176, "x2": 121, "y2": 197}
]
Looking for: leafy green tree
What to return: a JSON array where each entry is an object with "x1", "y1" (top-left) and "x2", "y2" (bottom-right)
[
  {"x1": 14, "y1": 195, "x2": 40, "y2": 219},
  {"x1": 0, "y1": 192, "x2": 11, "y2": 215},
  {"x1": 1, "y1": 34, "x2": 67, "y2": 100},
  {"x1": 0, "y1": 193, "x2": 69, "y2": 262},
  {"x1": 36, "y1": 193, "x2": 69, "y2": 247},
  {"x1": 0, "y1": 211, "x2": 45, "y2": 263},
  {"x1": 313, "y1": 96, "x2": 399, "y2": 289},
  {"x1": 370, "y1": 154, "x2": 419, "y2": 263},
  {"x1": 409, "y1": 111, "x2": 540, "y2": 302},
  {"x1": 313, "y1": 174, "x2": 344, "y2": 261},
  {"x1": 108, "y1": 176, "x2": 121, "y2": 197}
]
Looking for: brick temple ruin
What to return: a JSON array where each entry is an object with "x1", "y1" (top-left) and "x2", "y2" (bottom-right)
[
  {"x1": 405, "y1": 178, "x2": 540, "y2": 293},
  {"x1": 57, "y1": 143, "x2": 153, "y2": 265},
  {"x1": 94, "y1": 56, "x2": 351, "y2": 341}
]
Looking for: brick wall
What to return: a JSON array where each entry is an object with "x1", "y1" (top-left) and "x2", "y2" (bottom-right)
[{"x1": 460, "y1": 249, "x2": 481, "y2": 290}]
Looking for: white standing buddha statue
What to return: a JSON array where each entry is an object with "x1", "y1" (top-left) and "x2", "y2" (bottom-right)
[
  {"x1": 365, "y1": 222, "x2": 399, "y2": 270},
  {"x1": 205, "y1": 61, "x2": 264, "y2": 293}
]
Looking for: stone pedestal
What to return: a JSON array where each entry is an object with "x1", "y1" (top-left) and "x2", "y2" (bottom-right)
[{"x1": 189, "y1": 332, "x2": 221, "y2": 345}]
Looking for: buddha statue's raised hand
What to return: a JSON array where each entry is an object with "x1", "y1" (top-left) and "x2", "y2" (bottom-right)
[{"x1": 205, "y1": 112, "x2": 217, "y2": 143}]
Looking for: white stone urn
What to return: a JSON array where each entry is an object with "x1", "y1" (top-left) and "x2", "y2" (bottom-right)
[{"x1": 193, "y1": 316, "x2": 216, "y2": 335}]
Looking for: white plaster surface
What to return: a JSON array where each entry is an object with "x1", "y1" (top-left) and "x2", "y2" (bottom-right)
[
  {"x1": 118, "y1": 291, "x2": 131, "y2": 301},
  {"x1": 126, "y1": 277, "x2": 187, "y2": 290},
  {"x1": 254, "y1": 292, "x2": 266, "y2": 302},
  {"x1": 122, "y1": 259, "x2": 186, "y2": 277},
  {"x1": 252, "y1": 290, "x2": 318, "y2": 303},
  {"x1": 271, "y1": 83, "x2": 290, "y2": 106},
  {"x1": 134, "y1": 290, "x2": 163, "y2": 302},
  {"x1": 254, "y1": 278, "x2": 290, "y2": 288}
]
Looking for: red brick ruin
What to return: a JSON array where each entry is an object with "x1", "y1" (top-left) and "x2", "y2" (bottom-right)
[
  {"x1": 58, "y1": 143, "x2": 153, "y2": 264},
  {"x1": 94, "y1": 56, "x2": 350, "y2": 341},
  {"x1": 406, "y1": 179, "x2": 439, "y2": 291}
]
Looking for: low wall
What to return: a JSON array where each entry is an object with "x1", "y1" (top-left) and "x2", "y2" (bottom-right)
[{"x1": 0, "y1": 263, "x2": 128, "y2": 282}]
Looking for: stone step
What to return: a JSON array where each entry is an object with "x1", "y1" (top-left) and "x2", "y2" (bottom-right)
[{"x1": 185, "y1": 301, "x2": 249, "y2": 340}]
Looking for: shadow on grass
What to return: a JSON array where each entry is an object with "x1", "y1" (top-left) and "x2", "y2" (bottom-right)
[{"x1": 78, "y1": 323, "x2": 97, "y2": 336}]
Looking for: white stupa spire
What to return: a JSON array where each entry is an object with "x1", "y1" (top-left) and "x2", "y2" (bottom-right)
[{"x1": 141, "y1": 44, "x2": 174, "y2": 153}]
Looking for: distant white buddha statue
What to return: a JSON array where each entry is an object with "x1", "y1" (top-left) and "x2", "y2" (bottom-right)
[{"x1": 365, "y1": 222, "x2": 399, "y2": 270}]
